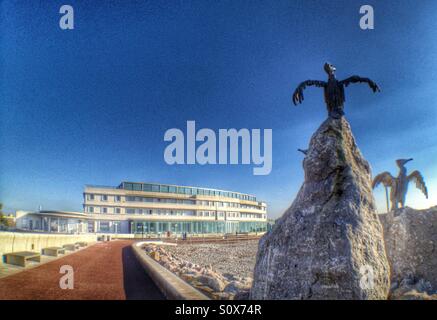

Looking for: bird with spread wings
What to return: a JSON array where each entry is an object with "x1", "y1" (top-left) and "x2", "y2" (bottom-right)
[
  {"x1": 292, "y1": 63, "x2": 380, "y2": 118},
  {"x1": 372, "y1": 158, "x2": 428, "y2": 211}
]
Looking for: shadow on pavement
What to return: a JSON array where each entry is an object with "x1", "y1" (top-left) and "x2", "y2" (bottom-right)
[{"x1": 122, "y1": 245, "x2": 165, "y2": 300}]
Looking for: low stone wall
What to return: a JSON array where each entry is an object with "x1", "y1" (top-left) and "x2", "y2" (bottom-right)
[
  {"x1": 132, "y1": 242, "x2": 209, "y2": 300},
  {"x1": 0, "y1": 232, "x2": 98, "y2": 259}
]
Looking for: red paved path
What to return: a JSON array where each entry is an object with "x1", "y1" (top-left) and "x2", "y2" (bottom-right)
[{"x1": 0, "y1": 240, "x2": 164, "y2": 300}]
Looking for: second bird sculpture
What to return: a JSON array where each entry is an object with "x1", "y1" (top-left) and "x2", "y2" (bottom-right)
[{"x1": 372, "y1": 158, "x2": 428, "y2": 211}]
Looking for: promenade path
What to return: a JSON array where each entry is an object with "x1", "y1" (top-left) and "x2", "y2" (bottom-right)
[{"x1": 0, "y1": 240, "x2": 165, "y2": 300}]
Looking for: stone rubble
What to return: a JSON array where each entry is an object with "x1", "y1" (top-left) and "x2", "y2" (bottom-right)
[{"x1": 143, "y1": 243, "x2": 255, "y2": 300}]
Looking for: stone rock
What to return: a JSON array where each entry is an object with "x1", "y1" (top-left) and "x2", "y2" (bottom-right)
[
  {"x1": 224, "y1": 281, "x2": 250, "y2": 294},
  {"x1": 150, "y1": 251, "x2": 160, "y2": 261},
  {"x1": 222, "y1": 273, "x2": 237, "y2": 281},
  {"x1": 379, "y1": 206, "x2": 437, "y2": 298},
  {"x1": 390, "y1": 287, "x2": 437, "y2": 300},
  {"x1": 212, "y1": 292, "x2": 233, "y2": 300},
  {"x1": 234, "y1": 289, "x2": 250, "y2": 300},
  {"x1": 250, "y1": 117, "x2": 390, "y2": 300},
  {"x1": 195, "y1": 274, "x2": 227, "y2": 292},
  {"x1": 194, "y1": 285, "x2": 215, "y2": 294}
]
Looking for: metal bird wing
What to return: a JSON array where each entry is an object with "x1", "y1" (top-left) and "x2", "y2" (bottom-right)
[
  {"x1": 407, "y1": 170, "x2": 428, "y2": 198},
  {"x1": 372, "y1": 172, "x2": 395, "y2": 189},
  {"x1": 292, "y1": 80, "x2": 326, "y2": 105},
  {"x1": 340, "y1": 76, "x2": 380, "y2": 93}
]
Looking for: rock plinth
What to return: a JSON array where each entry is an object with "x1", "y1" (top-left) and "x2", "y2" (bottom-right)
[
  {"x1": 379, "y1": 206, "x2": 437, "y2": 299},
  {"x1": 250, "y1": 117, "x2": 390, "y2": 299}
]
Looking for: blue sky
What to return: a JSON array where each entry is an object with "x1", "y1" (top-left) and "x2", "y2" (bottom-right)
[{"x1": 1, "y1": 0, "x2": 437, "y2": 218}]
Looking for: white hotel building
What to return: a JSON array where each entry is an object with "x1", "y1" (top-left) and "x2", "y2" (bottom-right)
[{"x1": 16, "y1": 181, "x2": 268, "y2": 235}]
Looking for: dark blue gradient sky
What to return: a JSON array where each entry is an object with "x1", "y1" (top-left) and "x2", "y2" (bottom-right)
[{"x1": 1, "y1": 0, "x2": 436, "y2": 217}]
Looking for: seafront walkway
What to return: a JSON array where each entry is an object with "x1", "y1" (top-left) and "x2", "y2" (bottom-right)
[{"x1": 0, "y1": 240, "x2": 164, "y2": 300}]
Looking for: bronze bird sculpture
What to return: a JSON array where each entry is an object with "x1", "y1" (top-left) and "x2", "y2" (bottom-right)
[
  {"x1": 292, "y1": 63, "x2": 380, "y2": 118},
  {"x1": 372, "y1": 158, "x2": 428, "y2": 211}
]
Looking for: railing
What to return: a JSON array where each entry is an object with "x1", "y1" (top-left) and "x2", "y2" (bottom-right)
[
  {"x1": 84, "y1": 184, "x2": 117, "y2": 189},
  {"x1": 138, "y1": 232, "x2": 264, "y2": 245}
]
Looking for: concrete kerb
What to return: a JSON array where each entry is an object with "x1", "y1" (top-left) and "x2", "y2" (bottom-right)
[{"x1": 131, "y1": 241, "x2": 209, "y2": 300}]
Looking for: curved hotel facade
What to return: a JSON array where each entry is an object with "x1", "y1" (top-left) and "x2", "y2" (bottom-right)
[{"x1": 17, "y1": 182, "x2": 268, "y2": 235}]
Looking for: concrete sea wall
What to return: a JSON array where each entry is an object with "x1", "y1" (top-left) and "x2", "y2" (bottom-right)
[
  {"x1": 132, "y1": 242, "x2": 209, "y2": 300},
  {"x1": 0, "y1": 232, "x2": 98, "y2": 258}
]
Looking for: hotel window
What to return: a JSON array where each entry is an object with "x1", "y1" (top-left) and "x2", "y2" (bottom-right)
[
  {"x1": 115, "y1": 195, "x2": 121, "y2": 202},
  {"x1": 99, "y1": 222, "x2": 110, "y2": 232},
  {"x1": 88, "y1": 207, "x2": 94, "y2": 213},
  {"x1": 115, "y1": 208, "x2": 121, "y2": 214},
  {"x1": 101, "y1": 195, "x2": 108, "y2": 201},
  {"x1": 126, "y1": 208, "x2": 135, "y2": 214},
  {"x1": 113, "y1": 222, "x2": 121, "y2": 233},
  {"x1": 152, "y1": 184, "x2": 160, "y2": 192},
  {"x1": 132, "y1": 183, "x2": 142, "y2": 191},
  {"x1": 160, "y1": 185, "x2": 169, "y2": 193},
  {"x1": 102, "y1": 207, "x2": 108, "y2": 214},
  {"x1": 87, "y1": 194, "x2": 95, "y2": 200},
  {"x1": 169, "y1": 186, "x2": 176, "y2": 193},
  {"x1": 143, "y1": 184, "x2": 152, "y2": 192}
]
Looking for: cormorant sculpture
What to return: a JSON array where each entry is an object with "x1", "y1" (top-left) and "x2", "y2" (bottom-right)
[
  {"x1": 372, "y1": 158, "x2": 428, "y2": 211},
  {"x1": 292, "y1": 63, "x2": 380, "y2": 118}
]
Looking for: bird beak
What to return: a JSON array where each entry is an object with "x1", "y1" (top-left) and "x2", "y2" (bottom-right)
[{"x1": 407, "y1": 158, "x2": 413, "y2": 162}]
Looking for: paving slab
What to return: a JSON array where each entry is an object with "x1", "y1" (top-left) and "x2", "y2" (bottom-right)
[{"x1": 0, "y1": 240, "x2": 165, "y2": 300}]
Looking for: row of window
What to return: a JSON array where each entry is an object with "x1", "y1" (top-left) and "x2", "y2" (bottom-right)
[
  {"x1": 86, "y1": 194, "x2": 265, "y2": 211},
  {"x1": 125, "y1": 208, "x2": 195, "y2": 216},
  {"x1": 125, "y1": 196, "x2": 196, "y2": 205},
  {"x1": 88, "y1": 221, "x2": 121, "y2": 233},
  {"x1": 119, "y1": 182, "x2": 257, "y2": 201},
  {"x1": 86, "y1": 194, "x2": 122, "y2": 202},
  {"x1": 88, "y1": 207, "x2": 121, "y2": 214},
  {"x1": 85, "y1": 206, "x2": 265, "y2": 219},
  {"x1": 196, "y1": 200, "x2": 265, "y2": 211},
  {"x1": 132, "y1": 220, "x2": 267, "y2": 234}
]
